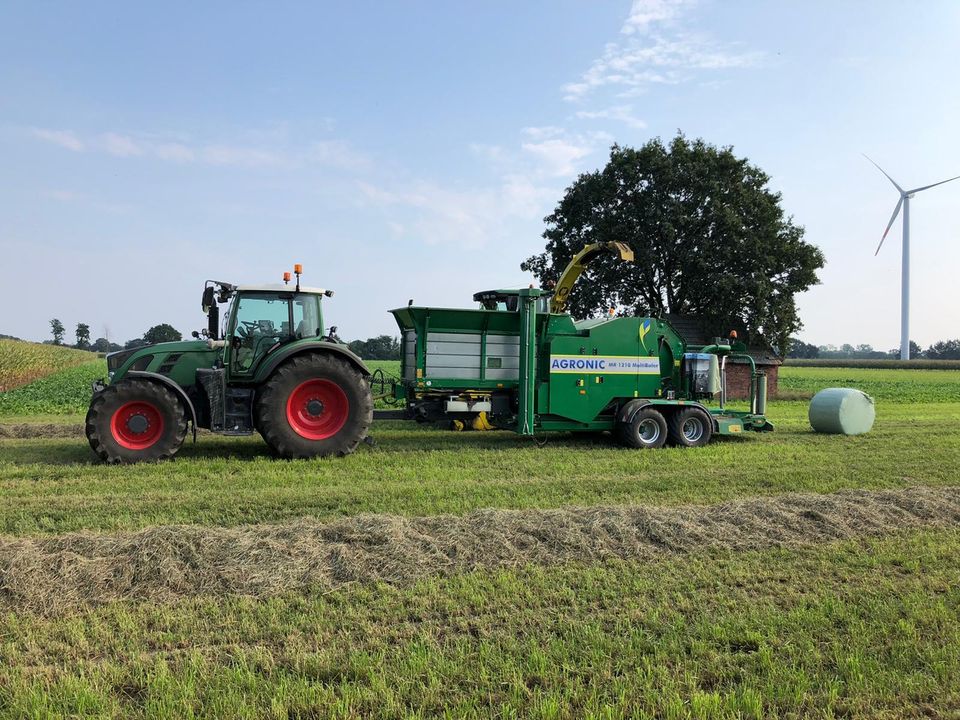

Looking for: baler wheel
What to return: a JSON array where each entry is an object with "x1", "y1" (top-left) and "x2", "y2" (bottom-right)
[
  {"x1": 256, "y1": 353, "x2": 373, "y2": 459},
  {"x1": 85, "y1": 380, "x2": 187, "y2": 463},
  {"x1": 667, "y1": 407, "x2": 713, "y2": 448},
  {"x1": 618, "y1": 406, "x2": 668, "y2": 449}
]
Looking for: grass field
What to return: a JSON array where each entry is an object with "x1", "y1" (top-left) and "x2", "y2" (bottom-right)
[{"x1": 0, "y1": 361, "x2": 959, "y2": 717}]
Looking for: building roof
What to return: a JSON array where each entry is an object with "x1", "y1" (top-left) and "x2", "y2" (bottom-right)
[{"x1": 663, "y1": 313, "x2": 781, "y2": 366}]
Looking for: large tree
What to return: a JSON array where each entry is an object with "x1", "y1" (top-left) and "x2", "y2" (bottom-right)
[
  {"x1": 143, "y1": 323, "x2": 182, "y2": 344},
  {"x1": 522, "y1": 135, "x2": 824, "y2": 353},
  {"x1": 74, "y1": 322, "x2": 91, "y2": 350},
  {"x1": 49, "y1": 318, "x2": 65, "y2": 345}
]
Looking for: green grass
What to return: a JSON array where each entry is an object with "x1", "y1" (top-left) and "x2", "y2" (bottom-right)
[
  {"x1": 785, "y1": 357, "x2": 960, "y2": 370},
  {"x1": 2, "y1": 365, "x2": 959, "y2": 717},
  {"x1": 779, "y1": 365, "x2": 960, "y2": 403},
  {"x1": 1, "y1": 400, "x2": 958, "y2": 535},
  {"x1": 1, "y1": 529, "x2": 958, "y2": 718}
]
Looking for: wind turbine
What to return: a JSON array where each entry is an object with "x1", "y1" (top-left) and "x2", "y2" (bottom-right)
[{"x1": 865, "y1": 155, "x2": 960, "y2": 360}]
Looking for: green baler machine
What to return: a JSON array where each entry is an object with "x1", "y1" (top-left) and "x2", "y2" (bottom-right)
[{"x1": 389, "y1": 250, "x2": 772, "y2": 448}]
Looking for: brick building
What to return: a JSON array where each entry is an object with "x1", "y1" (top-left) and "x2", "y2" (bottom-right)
[{"x1": 664, "y1": 314, "x2": 781, "y2": 399}]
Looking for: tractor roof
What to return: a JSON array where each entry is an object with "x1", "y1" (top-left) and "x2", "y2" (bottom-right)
[{"x1": 236, "y1": 284, "x2": 331, "y2": 295}]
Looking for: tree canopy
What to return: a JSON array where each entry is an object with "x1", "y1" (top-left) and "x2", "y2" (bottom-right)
[
  {"x1": 75, "y1": 323, "x2": 91, "y2": 350},
  {"x1": 49, "y1": 318, "x2": 65, "y2": 346},
  {"x1": 521, "y1": 134, "x2": 825, "y2": 353},
  {"x1": 143, "y1": 323, "x2": 182, "y2": 344}
]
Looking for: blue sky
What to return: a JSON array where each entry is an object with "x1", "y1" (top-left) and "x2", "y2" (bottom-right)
[{"x1": 2, "y1": 0, "x2": 959, "y2": 350}]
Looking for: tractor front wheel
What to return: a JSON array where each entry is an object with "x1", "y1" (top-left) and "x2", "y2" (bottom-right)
[
  {"x1": 256, "y1": 353, "x2": 373, "y2": 459},
  {"x1": 86, "y1": 380, "x2": 188, "y2": 463},
  {"x1": 618, "y1": 406, "x2": 668, "y2": 449}
]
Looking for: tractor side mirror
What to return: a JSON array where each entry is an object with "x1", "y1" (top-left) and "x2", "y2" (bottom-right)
[
  {"x1": 231, "y1": 335, "x2": 242, "y2": 350},
  {"x1": 208, "y1": 305, "x2": 220, "y2": 341},
  {"x1": 201, "y1": 286, "x2": 215, "y2": 312}
]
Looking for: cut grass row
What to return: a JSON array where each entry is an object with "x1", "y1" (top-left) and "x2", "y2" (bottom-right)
[
  {"x1": 1, "y1": 401, "x2": 958, "y2": 535},
  {"x1": 1, "y1": 529, "x2": 958, "y2": 718}
]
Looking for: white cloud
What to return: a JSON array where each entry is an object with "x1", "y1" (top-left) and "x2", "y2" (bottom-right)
[
  {"x1": 28, "y1": 126, "x2": 369, "y2": 170},
  {"x1": 520, "y1": 128, "x2": 612, "y2": 177},
  {"x1": 575, "y1": 105, "x2": 647, "y2": 129},
  {"x1": 563, "y1": 1, "x2": 762, "y2": 101},
  {"x1": 520, "y1": 138, "x2": 593, "y2": 177},
  {"x1": 621, "y1": 0, "x2": 690, "y2": 35},
  {"x1": 101, "y1": 133, "x2": 144, "y2": 157},
  {"x1": 30, "y1": 128, "x2": 84, "y2": 152}
]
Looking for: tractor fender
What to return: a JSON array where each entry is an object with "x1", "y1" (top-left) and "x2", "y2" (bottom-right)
[
  {"x1": 616, "y1": 399, "x2": 652, "y2": 425},
  {"x1": 255, "y1": 342, "x2": 371, "y2": 383},
  {"x1": 126, "y1": 371, "x2": 198, "y2": 442}
]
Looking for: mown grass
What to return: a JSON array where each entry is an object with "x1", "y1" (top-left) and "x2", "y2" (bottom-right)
[
  {"x1": 1, "y1": 401, "x2": 958, "y2": 535},
  {"x1": 2, "y1": 365, "x2": 959, "y2": 717},
  {"x1": 0, "y1": 340, "x2": 97, "y2": 392},
  {"x1": 1, "y1": 529, "x2": 958, "y2": 718}
]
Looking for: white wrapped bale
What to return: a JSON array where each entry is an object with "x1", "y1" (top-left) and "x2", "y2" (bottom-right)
[{"x1": 809, "y1": 388, "x2": 876, "y2": 435}]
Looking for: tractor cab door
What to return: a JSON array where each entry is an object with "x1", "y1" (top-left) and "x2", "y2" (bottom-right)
[
  {"x1": 225, "y1": 292, "x2": 324, "y2": 379},
  {"x1": 226, "y1": 293, "x2": 295, "y2": 378}
]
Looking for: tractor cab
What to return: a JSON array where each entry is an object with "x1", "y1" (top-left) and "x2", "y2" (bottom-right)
[{"x1": 200, "y1": 265, "x2": 337, "y2": 378}]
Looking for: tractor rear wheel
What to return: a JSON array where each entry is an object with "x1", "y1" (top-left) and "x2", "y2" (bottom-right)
[
  {"x1": 256, "y1": 353, "x2": 372, "y2": 459},
  {"x1": 618, "y1": 406, "x2": 668, "y2": 449},
  {"x1": 86, "y1": 380, "x2": 188, "y2": 463},
  {"x1": 667, "y1": 407, "x2": 713, "y2": 448}
]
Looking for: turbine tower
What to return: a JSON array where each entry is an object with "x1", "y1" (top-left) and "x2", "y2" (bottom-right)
[{"x1": 865, "y1": 156, "x2": 960, "y2": 360}]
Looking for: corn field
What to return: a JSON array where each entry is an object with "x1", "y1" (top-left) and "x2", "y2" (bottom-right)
[{"x1": 0, "y1": 340, "x2": 97, "y2": 392}]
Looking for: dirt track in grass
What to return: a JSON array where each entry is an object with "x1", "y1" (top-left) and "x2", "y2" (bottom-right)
[
  {"x1": 2, "y1": 485, "x2": 959, "y2": 614},
  {"x1": 0, "y1": 423, "x2": 84, "y2": 438}
]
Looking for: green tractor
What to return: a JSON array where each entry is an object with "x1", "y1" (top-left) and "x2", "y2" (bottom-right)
[{"x1": 85, "y1": 266, "x2": 373, "y2": 463}]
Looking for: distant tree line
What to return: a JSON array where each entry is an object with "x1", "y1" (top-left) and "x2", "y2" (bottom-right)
[
  {"x1": 47, "y1": 319, "x2": 182, "y2": 352},
  {"x1": 787, "y1": 338, "x2": 960, "y2": 360},
  {"x1": 43, "y1": 318, "x2": 402, "y2": 361},
  {"x1": 347, "y1": 335, "x2": 401, "y2": 360}
]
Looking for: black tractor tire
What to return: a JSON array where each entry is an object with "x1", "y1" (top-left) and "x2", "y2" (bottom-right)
[
  {"x1": 85, "y1": 380, "x2": 188, "y2": 463},
  {"x1": 256, "y1": 353, "x2": 373, "y2": 459},
  {"x1": 667, "y1": 407, "x2": 714, "y2": 448},
  {"x1": 617, "y1": 406, "x2": 668, "y2": 449}
]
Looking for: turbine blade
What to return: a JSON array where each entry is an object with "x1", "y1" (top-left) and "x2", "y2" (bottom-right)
[
  {"x1": 908, "y1": 174, "x2": 960, "y2": 194},
  {"x1": 875, "y1": 196, "x2": 903, "y2": 255},
  {"x1": 863, "y1": 154, "x2": 904, "y2": 193}
]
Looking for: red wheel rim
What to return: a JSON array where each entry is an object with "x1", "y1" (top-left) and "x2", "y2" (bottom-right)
[
  {"x1": 110, "y1": 401, "x2": 165, "y2": 450},
  {"x1": 286, "y1": 379, "x2": 349, "y2": 440}
]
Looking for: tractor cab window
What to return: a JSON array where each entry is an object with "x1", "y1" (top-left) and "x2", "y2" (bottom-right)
[
  {"x1": 230, "y1": 293, "x2": 325, "y2": 373},
  {"x1": 231, "y1": 294, "x2": 292, "y2": 372},
  {"x1": 292, "y1": 296, "x2": 322, "y2": 339}
]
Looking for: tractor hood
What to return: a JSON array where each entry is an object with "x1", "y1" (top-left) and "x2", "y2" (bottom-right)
[{"x1": 107, "y1": 340, "x2": 220, "y2": 386}]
